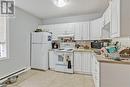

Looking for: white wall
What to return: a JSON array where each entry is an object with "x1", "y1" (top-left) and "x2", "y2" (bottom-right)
[
  {"x1": 42, "y1": 13, "x2": 102, "y2": 25},
  {"x1": 0, "y1": 7, "x2": 42, "y2": 79}
]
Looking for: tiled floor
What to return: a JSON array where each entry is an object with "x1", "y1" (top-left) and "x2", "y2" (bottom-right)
[{"x1": 7, "y1": 70, "x2": 94, "y2": 87}]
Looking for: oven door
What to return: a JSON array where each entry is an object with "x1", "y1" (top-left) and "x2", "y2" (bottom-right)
[
  {"x1": 57, "y1": 54, "x2": 65, "y2": 65},
  {"x1": 55, "y1": 51, "x2": 74, "y2": 73},
  {"x1": 55, "y1": 52, "x2": 66, "y2": 72}
]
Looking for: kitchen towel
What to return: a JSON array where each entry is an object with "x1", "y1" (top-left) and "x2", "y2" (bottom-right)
[{"x1": 68, "y1": 61, "x2": 71, "y2": 69}]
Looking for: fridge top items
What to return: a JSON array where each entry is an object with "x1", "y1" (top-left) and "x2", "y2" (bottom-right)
[{"x1": 34, "y1": 29, "x2": 43, "y2": 32}]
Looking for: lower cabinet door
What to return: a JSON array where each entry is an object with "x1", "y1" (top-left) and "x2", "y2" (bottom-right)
[
  {"x1": 49, "y1": 51, "x2": 57, "y2": 70},
  {"x1": 82, "y1": 52, "x2": 91, "y2": 74},
  {"x1": 74, "y1": 52, "x2": 82, "y2": 73},
  {"x1": 74, "y1": 52, "x2": 91, "y2": 74}
]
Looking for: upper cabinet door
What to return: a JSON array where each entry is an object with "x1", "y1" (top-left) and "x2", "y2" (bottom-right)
[
  {"x1": 74, "y1": 23, "x2": 82, "y2": 40},
  {"x1": 41, "y1": 22, "x2": 88, "y2": 41},
  {"x1": 90, "y1": 18, "x2": 103, "y2": 40},
  {"x1": 81, "y1": 52, "x2": 91, "y2": 74},
  {"x1": 103, "y1": 2, "x2": 112, "y2": 25},
  {"x1": 74, "y1": 22, "x2": 90, "y2": 40},
  {"x1": 74, "y1": 52, "x2": 82, "y2": 73},
  {"x1": 53, "y1": 24, "x2": 62, "y2": 40},
  {"x1": 82, "y1": 22, "x2": 90, "y2": 40},
  {"x1": 40, "y1": 25, "x2": 57, "y2": 40},
  {"x1": 54, "y1": 23, "x2": 75, "y2": 35},
  {"x1": 38, "y1": 25, "x2": 50, "y2": 32},
  {"x1": 111, "y1": 0, "x2": 120, "y2": 38},
  {"x1": 46, "y1": 25, "x2": 54, "y2": 32},
  {"x1": 66, "y1": 23, "x2": 75, "y2": 34}
]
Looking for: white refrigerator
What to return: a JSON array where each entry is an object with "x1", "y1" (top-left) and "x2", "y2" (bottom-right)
[{"x1": 31, "y1": 32, "x2": 52, "y2": 70}]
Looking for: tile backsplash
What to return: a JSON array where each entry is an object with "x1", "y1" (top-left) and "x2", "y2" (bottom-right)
[
  {"x1": 75, "y1": 40, "x2": 91, "y2": 49},
  {"x1": 112, "y1": 37, "x2": 130, "y2": 47}
]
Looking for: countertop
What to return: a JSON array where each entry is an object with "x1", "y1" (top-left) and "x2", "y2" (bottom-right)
[
  {"x1": 49, "y1": 49, "x2": 130, "y2": 65},
  {"x1": 96, "y1": 54, "x2": 130, "y2": 65},
  {"x1": 49, "y1": 48, "x2": 94, "y2": 52},
  {"x1": 74, "y1": 49, "x2": 130, "y2": 65},
  {"x1": 73, "y1": 49, "x2": 94, "y2": 52}
]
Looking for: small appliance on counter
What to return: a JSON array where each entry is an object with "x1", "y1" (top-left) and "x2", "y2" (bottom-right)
[
  {"x1": 60, "y1": 42, "x2": 75, "y2": 50},
  {"x1": 52, "y1": 41, "x2": 59, "y2": 49},
  {"x1": 91, "y1": 40, "x2": 104, "y2": 49},
  {"x1": 75, "y1": 44, "x2": 80, "y2": 49}
]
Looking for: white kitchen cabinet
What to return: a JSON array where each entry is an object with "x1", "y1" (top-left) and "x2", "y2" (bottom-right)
[
  {"x1": 74, "y1": 22, "x2": 90, "y2": 40},
  {"x1": 74, "y1": 23, "x2": 82, "y2": 40},
  {"x1": 110, "y1": 0, "x2": 130, "y2": 37},
  {"x1": 82, "y1": 22, "x2": 90, "y2": 40},
  {"x1": 65, "y1": 23, "x2": 75, "y2": 34},
  {"x1": 37, "y1": 25, "x2": 42, "y2": 29},
  {"x1": 42, "y1": 23, "x2": 75, "y2": 40},
  {"x1": 103, "y1": 1, "x2": 112, "y2": 25},
  {"x1": 39, "y1": 22, "x2": 89, "y2": 41},
  {"x1": 48, "y1": 25, "x2": 57, "y2": 40},
  {"x1": 101, "y1": 1, "x2": 111, "y2": 39},
  {"x1": 55, "y1": 24, "x2": 65, "y2": 35},
  {"x1": 82, "y1": 52, "x2": 91, "y2": 74},
  {"x1": 49, "y1": 51, "x2": 57, "y2": 70},
  {"x1": 53, "y1": 24, "x2": 63, "y2": 40},
  {"x1": 90, "y1": 18, "x2": 103, "y2": 40},
  {"x1": 54, "y1": 23, "x2": 74, "y2": 35},
  {"x1": 91, "y1": 54, "x2": 100, "y2": 87},
  {"x1": 110, "y1": 0, "x2": 120, "y2": 38},
  {"x1": 43, "y1": 24, "x2": 62, "y2": 40},
  {"x1": 74, "y1": 52, "x2": 82, "y2": 73},
  {"x1": 38, "y1": 25, "x2": 51, "y2": 32},
  {"x1": 91, "y1": 53, "x2": 130, "y2": 87},
  {"x1": 45, "y1": 25, "x2": 54, "y2": 32},
  {"x1": 101, "y1": 24, "x2": 110, "y2": 39},
  {"x1": 38, "y1": 25, "x2": 58, "y2": 40},
  {"x1": 74, "y1": 52, "x2": 91, "y2": 74}
]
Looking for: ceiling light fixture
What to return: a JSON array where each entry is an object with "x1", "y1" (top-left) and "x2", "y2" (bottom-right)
[{"x1": 53, "y1": 0, "x2": 69, "y2": 7}]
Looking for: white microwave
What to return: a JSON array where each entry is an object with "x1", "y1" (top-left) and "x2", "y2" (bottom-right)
[
  {"x1": 60, "y1": 43, "x2": 75, "y2": 50},
  {"x1": 58, "y1": 34, "x2": 74, "y2": 43}
]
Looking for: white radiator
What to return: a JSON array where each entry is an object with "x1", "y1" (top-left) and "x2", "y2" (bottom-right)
[{"x1": 0, "y1": 67, "x2": 30, "y2": 84}]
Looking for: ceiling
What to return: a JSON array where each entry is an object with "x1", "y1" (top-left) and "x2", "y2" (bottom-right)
[{"x1": 15, "y1": 0, "x2": 109, "y2": 19}]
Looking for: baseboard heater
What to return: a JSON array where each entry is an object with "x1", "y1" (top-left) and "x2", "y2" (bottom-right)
[{"x1": 0, "y1": 67, "x2": 29, "y2": 84}]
